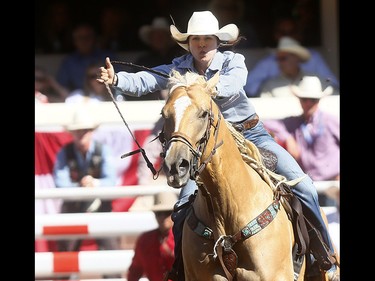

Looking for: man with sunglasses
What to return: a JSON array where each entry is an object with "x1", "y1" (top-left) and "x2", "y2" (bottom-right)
[
  {"x1": 258, "y1": 36, "x2": 339, "y2": 98},
  {"x1": 245, "y1": 17, "x2": 339, "y2": 98}
]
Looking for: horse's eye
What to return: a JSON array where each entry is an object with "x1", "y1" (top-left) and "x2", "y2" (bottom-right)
[{"x1": 201, "y1": 111, "x2": 208, "y2": 119}]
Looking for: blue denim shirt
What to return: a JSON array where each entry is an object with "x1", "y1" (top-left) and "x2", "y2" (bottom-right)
[{"x1": 114, "y1": 51, "x2": 256, "y2": 123}]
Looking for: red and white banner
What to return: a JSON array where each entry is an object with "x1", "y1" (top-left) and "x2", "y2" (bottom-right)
[{"x1": 35, "y1": 132, "x2": 73, "y2": 252}]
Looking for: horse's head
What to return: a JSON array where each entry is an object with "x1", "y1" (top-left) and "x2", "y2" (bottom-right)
[{"x1": 161, "y1": 70, "x2": 220, "y2": 188}]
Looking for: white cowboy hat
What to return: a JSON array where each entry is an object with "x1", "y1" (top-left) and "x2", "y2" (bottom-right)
[
  {"x1": 170, "y1": 11, "x2": 239, "y2": 51},
  {"x1": 66, "y1": 108, "x2": 98, "y2": 131},
  {"x1": 139, "y1": 17, "x2": 170, "y2": 45},
  {"x1": 291, "y1": 76, "x2": 333, "y2": 99},
  {"x1": 150, "y1": 191, "x2": 178, "y2": 212},
  {"x1": 276, "y1": 36, "x2": 311, "y2": 62}
]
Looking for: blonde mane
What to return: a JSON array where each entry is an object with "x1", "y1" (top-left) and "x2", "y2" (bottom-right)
[{"x1": 167, "y1": 70, "x2": 216, "y2": 97}]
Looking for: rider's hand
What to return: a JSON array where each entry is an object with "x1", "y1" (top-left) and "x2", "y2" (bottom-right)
[{"x1": 97, "y1": 57, "x2": 116, "y2": 85}]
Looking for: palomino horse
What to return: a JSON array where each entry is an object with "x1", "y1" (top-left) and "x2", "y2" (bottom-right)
[{"x1": 161, "y1": 71, "x2": 336, "y2": 281}]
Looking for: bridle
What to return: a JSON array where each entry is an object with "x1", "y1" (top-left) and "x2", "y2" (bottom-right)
[{"x1": 159, "y1": 97, "x2": 224, "y2": 180}]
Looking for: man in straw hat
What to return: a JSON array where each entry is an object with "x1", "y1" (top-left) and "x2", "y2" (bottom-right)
[
  {"x1": 53, "y1": 107, "x2": 116, "y2": 192},
  {"x1": 259, "y1": 36, "x2": 310, "y2": 97},
  {"x1": 98, "y1": 10, "x2": 339, "y2": 280},
  {"x1": 259, "y1": 36, "x2": 339, "y2": 98},
  {"x1": 53, "y1": 107, "x2": 119, "y2": 258},
  {"x1": 264, "y1": 75, "x2": 339, "y2": 208},
  {"x1": 127, "y1": 191, "x2": 177, "y2": 281}
]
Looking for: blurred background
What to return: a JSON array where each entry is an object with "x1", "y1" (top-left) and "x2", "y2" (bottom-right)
[{"x1": 35, "y1": 0, "x2": 339, "y2": 80}]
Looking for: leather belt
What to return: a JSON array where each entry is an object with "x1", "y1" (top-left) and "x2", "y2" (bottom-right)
[{"x1": 231, "y1": 114, "x2": 259, "y2": 132}]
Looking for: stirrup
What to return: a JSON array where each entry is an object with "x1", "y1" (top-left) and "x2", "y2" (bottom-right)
[{"x1": 308, "y1": 226, "x2": 335, "y2": 271}]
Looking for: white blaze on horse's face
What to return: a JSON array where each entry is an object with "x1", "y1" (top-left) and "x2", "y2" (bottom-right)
[
  {"x1": 164, "y1": 95, "x2": 191, "y2": 159},
  {"x1": 173, "y1": 96, "x2": 191, "y2": 132}
]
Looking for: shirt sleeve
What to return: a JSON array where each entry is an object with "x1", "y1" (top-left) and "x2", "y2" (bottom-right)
[
  {"x1": 215, "y1": 53, "x2": 248, "y2": 98},
  {"x1": 113, "y1": 65, "x2": 171, "y2": 98}
]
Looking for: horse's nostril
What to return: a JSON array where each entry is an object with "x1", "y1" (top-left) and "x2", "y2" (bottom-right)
[
  {"x1": 180, "y1": 159, "x2": 189, "y2": 169},
  {"x1": 178, "y1": 159, "x2": 189, "y2": 177},
  {"x1": 170, "y1": 164, "x2": 178, "y2": 175}
]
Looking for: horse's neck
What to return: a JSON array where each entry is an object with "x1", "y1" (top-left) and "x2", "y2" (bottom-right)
[
  {"x1": 200, "y1": 117, "x2": 252, "y2": 192},
  {"x1": 196, "y1": 118, "x2": 275, "y2": 233}
]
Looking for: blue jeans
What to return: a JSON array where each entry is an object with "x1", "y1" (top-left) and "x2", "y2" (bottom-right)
[
  {"x1": 171, "y1": 180, "x2": 197, "y2": 280},
  {"x1": 171, "y1": 118, "x2": 335, "y2": 272}
]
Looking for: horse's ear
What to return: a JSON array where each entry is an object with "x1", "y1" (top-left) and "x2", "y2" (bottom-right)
[{"x1": 206, "y1": 71, "x2": 220, "y2": 93}]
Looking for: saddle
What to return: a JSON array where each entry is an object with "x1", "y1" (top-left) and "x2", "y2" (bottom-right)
[{"x1": 258, "y1": 148, "x2": 339, "y2": 277}]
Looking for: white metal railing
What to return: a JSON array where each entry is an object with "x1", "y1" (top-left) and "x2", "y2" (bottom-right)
[
  {"x1": 35, "y1": 185, "x2": 339, "y2": 279},
  {"x1": 35, "y1": 211, "x2": 158, "y2": 240},
  {"x1": 35, "y1": 206, "x2": 339, "y2": 240},
  {"x1": 35, "y1": 181, "x2": 339, "y2": 201},
  {"x1": 35, "y1": 250, "x2": 134, "y2": 278},
  {"x1": 35, "y1": 185, "x2": 179, "y2": 201},
  {"x1": 35, "y1": 96, "x2": 339, "y2": 132},
  {"x1": 35, "y1": 207, "x2": 339, "y2": 279}
]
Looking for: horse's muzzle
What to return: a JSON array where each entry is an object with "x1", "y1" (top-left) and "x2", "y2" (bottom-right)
[{"x1": 163, "y1": 152, "x2": 191, "y2": 188}]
